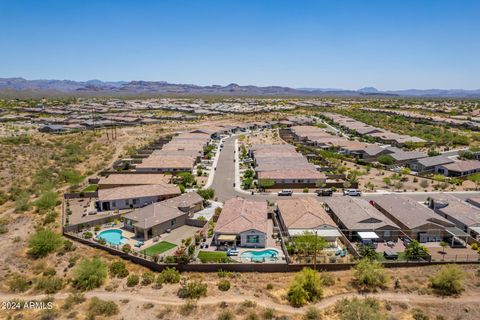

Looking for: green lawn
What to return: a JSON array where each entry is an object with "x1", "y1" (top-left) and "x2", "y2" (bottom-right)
[
  {"x1": 140, "y1": 241, "x2": 177, "y2": 256},
  {"x1": 198, "y1": 251, "x2": 233, "y2": 263},
  {"x1": 81, "y1": 184, "x2": 98, "y2": 192}
]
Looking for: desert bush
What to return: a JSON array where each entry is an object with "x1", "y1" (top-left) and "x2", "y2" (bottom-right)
[
  {"x1": 122, "y1": 243, "x2": 132, "y2": 253},
  {"x1": 8, "y1": 273, "x2": 32, "y2": 292},
  {"x1": 126, "y1": 274, "x2": 139, "y2": 287},
  {"x1": 287, "y1": 268, "x2": 323, "y2": 307},
  {"x1": 303, "y1": 307, "x2": 321, "y2": 320},
  {"x1": 411, "y1": 308, "x2": 429, "y2": 320},
  {"x1": 109, "y1": 260, "x2": 129, "y2": 278},
  {"x1": 35, "y1": 276, "x2": 64, "y2": 294},
  {"x1": 158, "y1": 267, "x2": 180, "y2": 284},
  {"x1": 87, "y1": 297, "x2": 119, "y2": 320},
  {"x1": 334, "y1": 297, "x2": 383, "y2": 320},
  {"x1": 35, "y1": 190, "x2": 59, "y2": 213},
  {"x1": 28, "y1": 229, "x2": 63, "y2": 258},
  {"x1": 177, "y1": 278, "x2": 208, "y2": 299},
  {"x1": 179, "y1": 301, "x2": 197, "y2": 316},
  {"x1": 352, "y1": 259, "x2": 388, "y2": 291},
  {"x1": 141, "y1": 271, "x2": 155, "y2": 285},
  {"x1": 72, "y1": 257, "x2": 107, "y2": 291},
  {"x1": 62, "y1": 293, "x2": 85, "y2": 310},
  {"x1": 429, "y1": 264, "x2": 465, "y2": 296},
  {"x1": 217, "y1": 310, "x2": 234, "y2": 320},
  {"x1": 263, "y1": 308, "x2": 275, "y2": 319},
  {"x1": 217, "y1": 279, "x2": 231, "y2": 291}
]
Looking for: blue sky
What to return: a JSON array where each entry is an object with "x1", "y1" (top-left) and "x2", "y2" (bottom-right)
[{"x1": 1, "y1": 0, "x2": 479, "y2": 90}]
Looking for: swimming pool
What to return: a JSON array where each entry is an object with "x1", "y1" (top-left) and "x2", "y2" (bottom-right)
[
  {"x1": 240, "y1": 249, "x2": 279, "y2": 262},
  {"x1": 96, "y1": 229, "x2": 127, "y2": 246}
]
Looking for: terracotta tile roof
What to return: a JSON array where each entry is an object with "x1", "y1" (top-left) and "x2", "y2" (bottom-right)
[{"x1": 214, "y1": 197, "x2": 268, "y2": 234}]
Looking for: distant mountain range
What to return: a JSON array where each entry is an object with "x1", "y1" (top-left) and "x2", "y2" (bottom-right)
[{"x1": 1, "y1": 77, "x2": 479, "y2": 98}]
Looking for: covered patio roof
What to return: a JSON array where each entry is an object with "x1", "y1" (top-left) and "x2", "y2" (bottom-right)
[
  {"x1": 217, "y1": 234, "x2": 237, "y2": 242},
  {"x1": 357, "y1": 231, "x2": 379, "y2": 240}
]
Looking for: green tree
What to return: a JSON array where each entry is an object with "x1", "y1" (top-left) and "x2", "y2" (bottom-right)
[
  {"x1": 27, "y1": 229, "x2": 63, "y2": 258},
  {"x1": 177, "y1": 172, "x2": 195, "y2": 187},
  {"x1": 352, "y1": 259, "x2": 388, "y2": 291},
  {"x1": 378, "y1": 155, "x2": 395, "y2": 165},
  {"x1": 357, "y1": 244, "x2": 377, "y2": 260},
  {"x1": 72, "y1": 257, "x2": 108, "y2": 291},
  {"x1": 287, "y1": 268, "x2": 324, "y2": 307},
  {"x1": 404, "y1": 240, "x2": 429, "y2": 260},
  {"x1": 197, "y1": 188, "x2": 215, "y2": 200},
  {"x1": 439, "y1": 241, "x2": 449, "y2": 254},
  {"x1": 430, "y1": 264, "x2": 465, "y2": 296},
  {"x1": 468, "y1": 173, "x2": 480, "y2": 190}
]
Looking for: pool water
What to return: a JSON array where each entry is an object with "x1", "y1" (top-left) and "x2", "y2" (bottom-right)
[
  {"x1": 97, "y1": 229, "x2": 127, "y2": 246},
  {"x1": 240, "y1": 249, "x2": 279, "y2": 261}
]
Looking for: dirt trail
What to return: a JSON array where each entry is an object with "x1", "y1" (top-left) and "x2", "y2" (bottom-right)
[{"x1": 0, "y1": 290, "x2": 475, "y2": 315}]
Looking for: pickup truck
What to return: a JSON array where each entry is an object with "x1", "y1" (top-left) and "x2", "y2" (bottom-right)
[
  {"x1": 278, "y1": 189, "x2": 293, "y2": 196},
  {"x1": 343, "y1": 189, "x2": 361, "y2": 196}
]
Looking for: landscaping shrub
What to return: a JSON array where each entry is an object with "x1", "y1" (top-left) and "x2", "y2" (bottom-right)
[
  {"x1": 87, "y1": 297, "x2": 119, "y2": 320},
  {"x1": 429, "y1": 264, "x2": 465, "y2": 296},
  {"x1": 177, "y1": 278, "x2": 208, "y2": 299},
  {"x1": 197, "y1": 188, "x2": 215, "y2": 200},
  {"x1": 72, "y1": 257, "x2": 107, "y2": 291},
  {"x1": 405, "y1": 240, "x2": 429, "y2": 260},
  {"x1": 27, "y1": 229, "x2": 63, "y2": 258},
  {"x1": 217, "y1": 279, "x2": 231, "y2": 291},
  {"x1": 287, "y1": 268, "x2": 323, "y2": 307},
  {"x1": 352, "y1": 259, "x2": 388, "y2": 291},
  {"x1": 158, "y1": 267, "x2": 180, "y2": 284},
  {"x1": 122, "y1": 244, "x2": 132, "y2": 253},
  {"x1": 35, "y1": 276, "x2": 64, "y2": 294},
  {"x1": 126, "y1": 274, "x2": 139, "y2": 287},
  {"x1": 109, "y1": 260, "x2": 129, "y2": 278}
]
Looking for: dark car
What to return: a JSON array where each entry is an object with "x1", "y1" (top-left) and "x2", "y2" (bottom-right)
[{"x1": 315, "y1": 188, "x2": 333, "y2": 196}]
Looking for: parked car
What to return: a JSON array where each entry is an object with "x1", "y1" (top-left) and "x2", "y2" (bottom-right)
[
  {"x1": 343, "y1": 189, "x2": 361, "y2": 196},
  {"x1": 278, "y1": 189, "x2": 293, "y2": 196},
  {"x1": 315, "y1": 188, "x2": 333, "y2": 196}
]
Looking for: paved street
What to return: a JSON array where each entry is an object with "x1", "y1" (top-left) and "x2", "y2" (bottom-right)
[{"x1": 211, "y1": 135, "x2": 480, "y2": 203}]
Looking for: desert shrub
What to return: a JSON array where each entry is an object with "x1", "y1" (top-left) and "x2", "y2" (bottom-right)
[
  {"x1": 287, "y1": 268, "x2": 323, "y2": 307},
  {"x1": 429, "y1": 264, "x2": 464, "y2": 296},
  {"x1": 352, "y1": 259, "x2": 388, "y2": 290},
  {"x1": 471, "y1": 243, "x2": 478, "y2": 250},
  {"x1": 197, "y1": 188, "x2": 215, "y2": 200},
  {"x1": 126, "y1": 274, "x2": 139, "y2": 287},
  {"x1": 303, "y1": 307, "x2": 321, "y2": 320},
  {"x1": 246, "y1": 312, "x2": 259, "y2": 320},
  {"x1": 177, "y1": 278, "x2": 208, "y2": 299},
  {"x1": 217, "y1": 279, "x2": 231, "y2": 291},
  {"x1": 411, "y1": 308, "x2": 429, "y2": 320},
  {"x1": 109, "y1": 260, "x2": 129, "y2": 278},
  {"x1": 72, "y1": 257, "x2": 107, "y2": 291},
  {"x1": 179, "y1": 301, "x2": 197, "y2": 316},
  {"x1": 141, "y1": 271, "x2": 155, "y2": 285},
  {"x1": 319, "y1": 272, "x2": 335, "y2": 286},
  {"x1": 87, "y1": 297, "x2": 119, "y2": 320},
  {"x1": 43, "y1": 211, "x2": 57, "y2": 225},
  {"x1": 35, "y1": 276, "x2": 64, "y2": 294},
  {"x1": 158, "y1": 267, "x2": 180, "y2": 284},
  {"x1": 62, "y1": 293, "x2": 85, "y2": 310},
  {"x1": 35, "y1": 190, "x2": 59, "y2": 213},
  {"x1": 263, "y1": 308, "x2": 275, "y2": 319},
  {"x1": 334, "y1": 297, "x2": 383, "y2": 320},
  {"x1": 217, "y1": 310, "x2": 234, "y2": 320},
  {"x1": 28, "y1": 229, "x2": 63, "y2": 258},
  {"x1": 8, "y1": 273, "x2": 32, "y2": 292},
  {"x1": 266, "y1": 283, "x2": 274, "y2": 290}
]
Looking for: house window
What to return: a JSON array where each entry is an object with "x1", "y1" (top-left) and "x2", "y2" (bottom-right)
[
  {"x1": 247, "y1": 235, "x2": 260, "y2": 243},
  {"x1": 125, "y1": 200, "x2": 129, "y2": 205},
  {"x1": 132, "y1": 198, "x2": 139, "y2": 205},
  {"x1": 171, "y1": 219, "x2": 176, "y2": 226}
]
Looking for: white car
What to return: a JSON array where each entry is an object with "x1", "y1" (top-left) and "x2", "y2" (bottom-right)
[{"x1": 343, "y1": 189, "x2": 361, "y2": 196}]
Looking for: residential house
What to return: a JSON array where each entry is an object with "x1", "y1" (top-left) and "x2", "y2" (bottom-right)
[
  {"x1": 214, "y1": 198, "x2": 268, "y2": 248},
  {"x1": 435, "y1": 160, "x2": 480, "y2": 177},
  {"x1": 323, "y1": 197, "x2": 400, "y2": 242},
  {"x1": 408, "y1": 156, "x2": 455, "y2": 173},
  {"x1": 276, "y1": 197, "x2": 341, "y2": 245},
  {"x1": 370, "y1": 194, "x2": 455, "y2": 242},
  {"x1": 95, "y1": 184, "x2": 180, "y2": 211}
]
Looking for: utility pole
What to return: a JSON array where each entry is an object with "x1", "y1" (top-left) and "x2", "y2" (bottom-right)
[{"x1": 313, "y1": 229, "x2": 318, "y2": 270}]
